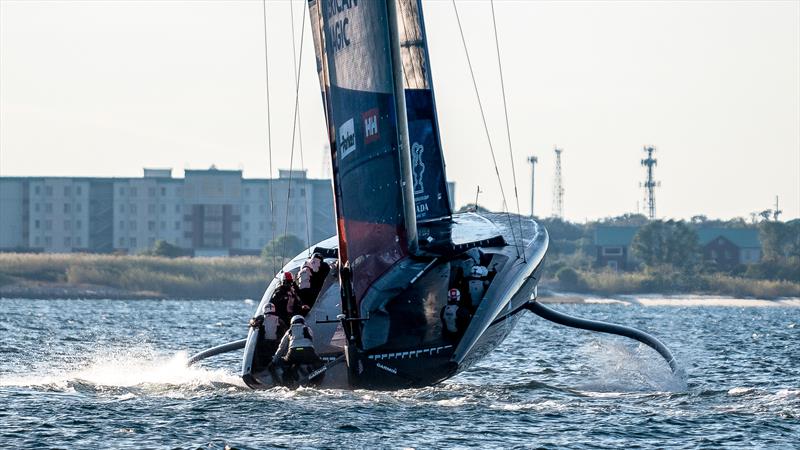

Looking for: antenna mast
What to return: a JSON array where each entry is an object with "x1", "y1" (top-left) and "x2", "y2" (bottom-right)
[
  {"x1": 527, "y1": 155, "x2": 538, "y2": 217},
  {"x1": 552, "y1": 147, "x2": 564, "y2": 218},
  {"x1": 641, "y1": 146, "x2": 659, "y2": 220}
]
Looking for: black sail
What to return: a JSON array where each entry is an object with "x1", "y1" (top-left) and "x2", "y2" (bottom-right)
[
  {"x1": 397, "y1": 0, "x2": 452, "y2": 222},
  {"x1": 309, "y1": 0, "x2": 416, "y2": 304}
]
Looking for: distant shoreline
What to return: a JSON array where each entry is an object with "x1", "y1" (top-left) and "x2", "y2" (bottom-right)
[{"x1": 1, "y1": 253, "x2": 797, "y2": 301}]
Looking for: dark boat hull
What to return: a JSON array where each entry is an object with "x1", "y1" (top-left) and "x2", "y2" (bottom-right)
[{"x1": 241, "y1": 213, "x2": 547, "y2": 390}]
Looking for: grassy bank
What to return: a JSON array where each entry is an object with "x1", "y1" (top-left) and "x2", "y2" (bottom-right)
[
  {"x1": 0, "y1": 253, "x2": 274, "y2": 299},
  {"x1": 555, "y1": 267, "x2": 800, "y2": 299}
]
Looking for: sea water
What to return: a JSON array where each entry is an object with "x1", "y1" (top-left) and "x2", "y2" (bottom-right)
[{"x1": 0, "y1": 297, "x2": 797, "y2": 448}]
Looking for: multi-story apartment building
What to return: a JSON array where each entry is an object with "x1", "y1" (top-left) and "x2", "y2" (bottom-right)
[{"x1": 0, "y1": 168, "x2": 336, "y2": 256}]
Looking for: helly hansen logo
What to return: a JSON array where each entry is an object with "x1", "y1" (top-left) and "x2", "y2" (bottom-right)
[
  {"x1": 363, "y1": 108, "x2": 379, "y2": 144},
  {"x1": 339, "y1": 118, "x2": 356, "y2": 159}
]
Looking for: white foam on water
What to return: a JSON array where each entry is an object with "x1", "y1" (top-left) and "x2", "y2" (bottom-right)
[
  {"x1": 727, "y1": 386, "x2": 756, "y2": 396},
  {"x1": 576, "y1": 339, "x2": 687, "y2": 393},
  {"x1": 583, "y1": 298, "x2": 630, "y2": 305},
  {"x1": 0, "y1": 347, "x2": 245, "y2": 392}
]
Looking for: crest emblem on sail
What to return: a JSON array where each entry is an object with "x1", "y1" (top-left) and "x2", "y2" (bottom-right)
[{"x1": 396, "y1": 0, "x2": 452, "y2": 221}]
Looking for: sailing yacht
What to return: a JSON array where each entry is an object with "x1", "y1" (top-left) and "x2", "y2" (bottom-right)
[{"x1": 238, "y1": 0, "x2": 548, "y2": 389}]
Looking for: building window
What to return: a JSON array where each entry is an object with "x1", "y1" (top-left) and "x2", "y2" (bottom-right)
[
  {"x1": 161, "y1": 187, "x2": 166, "y2": 196},
  {"x1": 244, "y1": 238, "x2": 250, "y2": 247},
  {"x1": 119, "y1": 221, "x2": 125, "y2": 230},
  {"x1": 148, "y1": 237, "x2": 155, "y2": 247},
  {"x1": 64, "y1": 203, "x2": 71, "y2": 213},
  {"x1": 160, "y1": 221, "x2": 166, "y2": 230},
  {"x1": 35, "y1": 186, "x2": 41, "y2": 195},
  {"x1": 130, "y1": 187, "x2": 137, "y2": 196},
  {"x1": 34, "y1": 220, "x2": 40, "y2": 229},
  {"x1": 76, "y1": 220, "x2": 82, "y2": 229},
  {"x1": 603, "y1": 246, "x2": 623, "y2": 256},
  {"x1": 64, "y1": 220, "x2": 71, "y2": 230},
  {"x1": 175, "y1": 205, "x2": 180, "y2": 213},
  {"x1": 64, "y1": 186, "x2": 71, "y2": 196},
  {"x1": 64, "y1": 236, "x2": 71, "y2": 246},
  {"x1": 160, "y1": 204, "x2": 166, "y2": 213},
  {"x1": 45, "y1": 203, "x2": 53, "y2": 213},
  {"x1": 76, "y1": 203, "x2": 82, "y2": 213},
  {"x1": 130, "y1": 237, "x2": 137, "y2": 247},
  {"x1": 245, "y1": 188, "x2": 250, "y2": 197},
  {"x1": 45, "y1": 220, "x2": 52, "y2": 231},
  {"x1": 148, "y1": 204, "x2": 155, "y2": 214},
  {"x1": 130, "y1": 221, "x2": 137, "y2": 231},
  {"x1": 45, "y1": 236, "x2": 52, "y2": 246},
  {"x1": 76, "y1": 186, "x2": 82, "y2": 195},
  {"x1": 300, "y1": 188, "x2": 306, "y2": 197},
  {"x1": 45, "y1": 186, "x2": 53, "y2": 196},
  {"x1": 119, "y1": 238, "x2": 125, "y2": 247},
  {"x1": 130, "y1": 204, "x2": 137, "y2": 214},
  {"x1": 175, "y1": 221, "x2": 181, "y2": 230},
  {"x1": 148, "y1": 187, "x2": 156, "y2": 197},
  {"x1": 148, "y1": 221, "x2": 155, "y2": 231}
]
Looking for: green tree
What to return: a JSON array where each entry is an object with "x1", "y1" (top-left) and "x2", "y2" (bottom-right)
[
  {"x1": 759, "y1": 220, "x2": 800, "y2": 261},
  {"x1": 146, "y1": 240, "x2": 189, "y2": 258},
  {"x1": 262, "y1": 234, "x2": 306, "y2": 260},
  {"x1": 631, "y1": 220, "x2": 699, "y2": 270}
]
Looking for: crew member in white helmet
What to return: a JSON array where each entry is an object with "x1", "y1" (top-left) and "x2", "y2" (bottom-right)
[
  {"x1": 274, "y1": 315, "x2": 321, "y2": 367},
  {"x1": 440, "y1": 288, "x2": 471, "y2": 341}
]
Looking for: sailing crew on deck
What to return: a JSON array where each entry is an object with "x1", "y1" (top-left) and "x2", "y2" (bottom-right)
[
  {"x1": 298, "y1": 253, "x2": 331, "y2": 308},
  {"x1": 270, "y1": 272, "x2": 302, "y2": 324},
  {"x1": 274, "y1": 315, "x2": 322, "y2": 368},
  {"x1": 440, "y1": 288, "x2": 471, "y2": 341},
  {"x1": 467, "y1": 265, "x2": 489, "y2": 310}
]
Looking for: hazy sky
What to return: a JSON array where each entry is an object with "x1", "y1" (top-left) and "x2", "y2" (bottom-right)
[{"x1": 1, "y1": 0, "x2": 798, "y2": 222}]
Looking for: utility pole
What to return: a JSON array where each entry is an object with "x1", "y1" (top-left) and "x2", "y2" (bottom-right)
[
  {"x1": 552, "y1": 147, "x2": 564, "y2": 218},
  {"x1": 527, "y1": 155, "x2": 538, "y2": 217},
  {"x1": 640, "y1": 146, "x2": 659, "y2": 220},
  {"x1": 773, "y1": 196, "x2": 782, "y2": 221}
]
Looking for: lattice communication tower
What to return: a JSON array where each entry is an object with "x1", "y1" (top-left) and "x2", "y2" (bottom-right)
[
  {"x1": 552, "y1": 147, "x2": 564, "y2": 218},
  {"x1": 641, "y1": 146, "x2": 660, "y2": 220}
]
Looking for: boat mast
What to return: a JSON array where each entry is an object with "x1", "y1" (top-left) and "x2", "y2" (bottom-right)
[{"x1": 387, "y1": 0, "x2": 419, "y2": 255}]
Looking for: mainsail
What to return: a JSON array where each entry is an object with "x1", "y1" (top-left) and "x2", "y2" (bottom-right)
[
  {"x1": 309, "y1": 0, "x2": 417, "y2": 302},
  {"x1": 397, "y1": 0, "x2": 452, "y2": 222}
]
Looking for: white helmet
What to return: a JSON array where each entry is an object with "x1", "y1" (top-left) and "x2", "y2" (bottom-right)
[
  {"x1": 471, "y1": 265, "x2": 489, "y2": 277},
  {"x1": 263, "y1": 303, "x2": 275, "y2": 314},
  {"x1": 290, "y1": 315, "x2": 305, "y2": 325}
]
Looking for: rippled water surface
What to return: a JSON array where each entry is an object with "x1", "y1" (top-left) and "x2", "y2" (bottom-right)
[{"x1": 1, "y1": 297, "x2": 798, "y2": 448}]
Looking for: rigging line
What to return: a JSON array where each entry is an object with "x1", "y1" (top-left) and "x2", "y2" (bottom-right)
[
  {"x1": 262, "y1": 0, "x2": 277, "y2": 275},
  {"x1": 490, "y1": 0, "x2": 526, "y2": 262},
  {"x1": 280, "y1": 0, "x2": 308, "y2": 263},
  {"x1": 451, "y1": 0, "x2": 519, "y2": 258},
  {"x1": 289, "y1": 0, "x2": 311, "y2": 256}
]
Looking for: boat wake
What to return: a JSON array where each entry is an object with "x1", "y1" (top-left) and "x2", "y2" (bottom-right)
[
  {"x1": 0, "y1": 346, "x2": 246, "y2": 396},
  {"x1": 576, "y1": 339, "x2": 687, "y2": 393}
]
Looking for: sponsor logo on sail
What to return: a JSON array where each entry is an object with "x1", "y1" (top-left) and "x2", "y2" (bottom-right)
[
  {"x1": 411, "y1": 142, "x2": 426, "y2": 194},
  {"x1": 339, "y1": 118, "x2": 356, "y2": 159},
  {"x1": 326, "y1": 0, "x2": 358, "y2": 52},
  {"x1": 362, "y1": 108, "x2": 379, "y2": 144}
]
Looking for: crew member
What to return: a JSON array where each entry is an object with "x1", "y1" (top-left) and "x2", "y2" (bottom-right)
[
  {"x1": 298, "y1": 253, "x2": 330, "y2": 308},
  {"x1": 270, "y1": 272, "x2": 302, "y2": 324},
  {"x1": 274, "y1": 315, "x2": 322, "y2": 369},
  {"x1": 440, "y1": 288, "x2": 471, "y2": 341}
]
